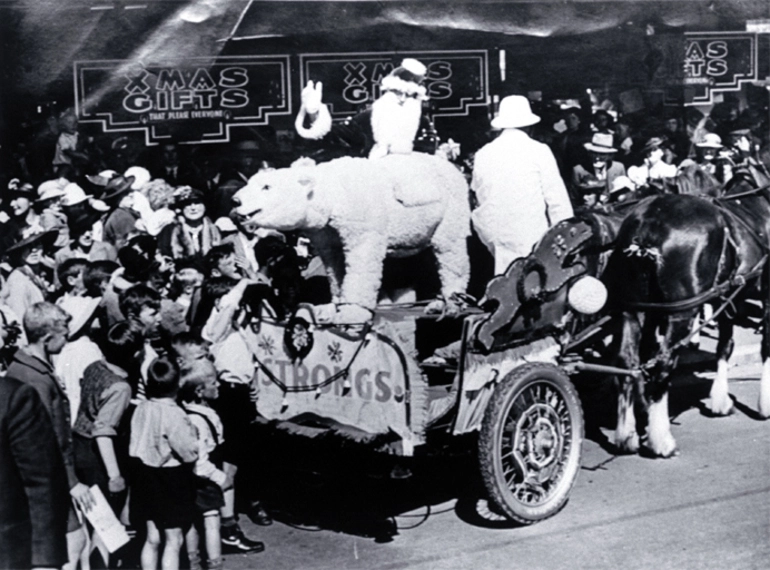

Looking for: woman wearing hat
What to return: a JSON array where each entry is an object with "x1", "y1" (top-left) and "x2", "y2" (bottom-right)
[
  {"x1": 0, "y1": 230, "x2": 58, "y2": 322},
  {"x1": 101, "y1": 175, "x2": 139, "y2": 250},
  {"x1": 0, "y1": 179, "x2": 39, "y2": 252},
  {"x1": 34, "y1": 179, "x2": 69, "y2": 247},
  {"x1": 54, "y1": 201, "x2": 117, "y2": 267},
  {"x1": 627, "y1": 136, "x2": 677, "y2": 189},
  {"x1": 471, "y1": 95, "x2": 573, "y2": 274},
  {"x1": 158, "y1": 186, "x2": 221, "y2": 265},
  {"x1": 571, "y1": 132, "x2": 627, "y2": 208}
]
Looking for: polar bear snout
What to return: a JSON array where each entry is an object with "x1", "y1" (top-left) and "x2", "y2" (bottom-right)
[{"x1": 233, "y1": 207, "x2": 262, "y2": 220}]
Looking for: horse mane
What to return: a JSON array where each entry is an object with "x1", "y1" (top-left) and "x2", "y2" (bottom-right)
[{"x1": 674, "y1": 163, "x2": 721, "y2": 197}]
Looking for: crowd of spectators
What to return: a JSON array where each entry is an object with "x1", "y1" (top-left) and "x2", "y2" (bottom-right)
[{"x1": 0, "y1": 90, "x2": 768, "y2": 570}]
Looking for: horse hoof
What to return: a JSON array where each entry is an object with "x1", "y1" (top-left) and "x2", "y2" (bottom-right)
[
  {"x1": 640, "y1": 438, "x2": 678, "y2": 459},
  {"x1": 709, "y1": 402, "x2": 735, "y2": 417},
  {"x1": 639, "y1": 444, "x2": 679, "y2": 459},
  {"x1": 614, "y1": 434, "x2": 640, "y2": 455}
]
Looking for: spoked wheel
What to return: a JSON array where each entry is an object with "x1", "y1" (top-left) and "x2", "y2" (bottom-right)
[{"x1": 478, "y1": 362, "x2": 584, "y2": 524}]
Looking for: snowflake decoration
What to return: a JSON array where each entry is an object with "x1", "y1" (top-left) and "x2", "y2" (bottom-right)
[
  {"x1": 258, "y1": 335, "x2": 275, "y2": 356},
  {"x1": 327, "y1": 341, "x2": 343, "y2": 363}
]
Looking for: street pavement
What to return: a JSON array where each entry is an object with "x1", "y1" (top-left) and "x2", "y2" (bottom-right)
[{"x1": 224, "y1": 326, "x2": 769, "y2": 570}]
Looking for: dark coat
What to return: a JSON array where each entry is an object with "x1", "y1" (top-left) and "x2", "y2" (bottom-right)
[
  {"x1": 0, "y1": 377, "x2": 69, "y2": 569},
  {"x1": 7, "y1": 349, "x2": 79, "y2": 490}
]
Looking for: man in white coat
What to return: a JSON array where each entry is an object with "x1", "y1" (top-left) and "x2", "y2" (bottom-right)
[{"x1": 471, "y1": 95, "x2": 574, "y2": 274}]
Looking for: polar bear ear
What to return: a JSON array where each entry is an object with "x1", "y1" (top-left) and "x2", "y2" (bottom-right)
[{"x1": 298, "y1": 174, "x2": 315, "y2": 199}]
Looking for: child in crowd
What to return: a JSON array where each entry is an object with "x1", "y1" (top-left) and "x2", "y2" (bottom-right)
[
  {"x1": 161, "y1": 266, "x2": 203, "y2": 337},
  {"x1": 55, "y1": 257, "x2": 89, "y2": 302},
  {"x1": 82, "y1": 259, "x2": 120, "y2": 333},
  {"x1": 206, "y1": 242, "x2": 252, "y2": 281},
  {"x1": 129, "y1": 357, "x2": 198, "y2": 570},
  {"x1": 180, "y1": 358, "x2": 236, "y2": 570},
  {"x1": 72, "y1": 321, "x2": 140, "y2": 567},
  {"x1": 119, "y1": 284, "x2": 163, "y2": 399},
  {"x1": 205, "y1": 282, "x2": 275, "y2": 542},
  {"x1": 171, "y1": 331, "x2": 212, "y2": 366},
  {"x1": 54, "y1": 292, "x2": 103, "y2": 423}
]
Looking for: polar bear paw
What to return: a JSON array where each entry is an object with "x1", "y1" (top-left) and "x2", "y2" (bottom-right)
[{"x1": 333, "y1": 303, "x2": 374, "y2": 325}]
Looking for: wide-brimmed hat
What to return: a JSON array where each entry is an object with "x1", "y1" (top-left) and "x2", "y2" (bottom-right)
[
  {"x1": 610, "y1": 175, "x2": 635, "y2": 194},
  {"x1": 695, "y1": 133, "x2": 723, "y2": 149},
  {"x1": 584, "y1": 133, "x2": 617, "y2": 153},
  {"x1": 234, "y1": 140, "x2": 261, "y2": 155},
  {"x1": 215, "y1": 216, "x2": 237, "y2": 234},
  {"x1": 728, "y1": 124, "x2": 752, "y2": 137},
  {"x1": 642, "y1": 136, "x2": 666, "y2": 154},
  {"x1": 85, "y1": 169, "x2": 119, "y2": 187},
  {"x1": 36, "y1": 179, "x2": 68, "y2": 203},
  {"x1": 491, "y1": 95, "x2": 541, "y2": 129},
  {"x1": 6, "y1": 179, "x2": 36, "y2": 200},
  {"x1": 58, "y1": 295, "x2": 101, "y2": 337},
  {"x1": 124, "y1": 166, "x2": 151, "y2": 190},
  {"x1": 61, "y1": 182, "x2": 110, "y2": 213},
  {"x1": 36, "y1": 188, "x2": 65, "y2": 205},
  {"x1": 100, "y1": 175, "x2": 135, "y2": 205},
  {"x1": 65, "y1": 203, "x2": 104, "y2": 237},
  {"x1": 6, "y1": 229, "x2": 58, "y2": 257}
]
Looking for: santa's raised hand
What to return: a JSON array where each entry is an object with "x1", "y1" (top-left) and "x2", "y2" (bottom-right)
[
  {"x1": 296, "y1": 80, "x2": 332, "y2": 140},
  {"x1": 301, "y1": 80, "x2": 324, "y2": 115}
]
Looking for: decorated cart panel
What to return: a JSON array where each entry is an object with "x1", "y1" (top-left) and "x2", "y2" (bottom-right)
[{"x1": 241, "y1": 306, "x2": 430, "y2": 454}]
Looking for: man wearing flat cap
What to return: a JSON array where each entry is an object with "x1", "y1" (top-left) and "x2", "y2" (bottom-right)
[{"x1": 471, "y1": 95, "x2": 573, "y2": 274}]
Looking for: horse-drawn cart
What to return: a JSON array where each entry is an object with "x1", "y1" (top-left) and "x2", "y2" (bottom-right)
[{"x1": 240, "y1": 215, "x2": 616, "y2": 524}]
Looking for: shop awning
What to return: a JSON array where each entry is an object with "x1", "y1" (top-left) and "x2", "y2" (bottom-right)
[{"x1": 2, "y1": 1, "x2": 769, "y2": 103}]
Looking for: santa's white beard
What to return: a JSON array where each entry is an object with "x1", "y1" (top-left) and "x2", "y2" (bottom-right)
[{"x1": 369, "y1": 92, "x2": 422, "y2": 159}]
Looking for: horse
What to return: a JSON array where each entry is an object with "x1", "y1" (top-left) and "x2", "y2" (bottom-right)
[{"x1": 603, "y1": 163, "x2": 770, "y2": 458}]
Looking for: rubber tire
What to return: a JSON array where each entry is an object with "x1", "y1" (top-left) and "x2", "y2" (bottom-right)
[{"x1": 478, "y1": 362, "x2": 584, "y2": 524}]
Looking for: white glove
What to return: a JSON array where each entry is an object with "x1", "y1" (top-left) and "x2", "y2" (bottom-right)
[{"x1": 301, "y1": 80, "x2": 324, "y2": 115}]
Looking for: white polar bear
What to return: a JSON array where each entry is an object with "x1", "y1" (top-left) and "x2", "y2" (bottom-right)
[{"x1": 232, "y1": 153, "x2": 471, "y2": 319}]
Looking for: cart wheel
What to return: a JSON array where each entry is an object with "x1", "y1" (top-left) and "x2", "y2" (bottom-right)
[{"x1": 478, "y1": 362, "x2": 583, "y2": 524}]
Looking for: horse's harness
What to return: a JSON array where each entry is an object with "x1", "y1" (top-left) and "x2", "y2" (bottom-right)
[
  {"x1": 624, "y1": 179, "x2": 770, "y2": 315},
  {"x1": 624, "y1": 181, "x2": 770, "y2": 377}
]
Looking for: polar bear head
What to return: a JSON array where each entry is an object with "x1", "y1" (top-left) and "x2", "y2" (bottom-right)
[{"x1": 232, "y1": 164, "x2": 328, "y2": 231}]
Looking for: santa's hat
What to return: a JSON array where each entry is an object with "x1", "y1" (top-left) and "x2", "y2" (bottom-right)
[{"x1": 380, "y1": 58, "x2": 428, "y2": 99}]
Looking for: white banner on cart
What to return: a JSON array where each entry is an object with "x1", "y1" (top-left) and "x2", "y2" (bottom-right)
[{"x1": 243, "y1": 319, "x2": 420, "y2": 441}]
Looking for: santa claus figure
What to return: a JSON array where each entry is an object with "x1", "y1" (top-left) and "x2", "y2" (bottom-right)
[{"x1": 295, "y1": 58, "x2": 432, "y2": 160}]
